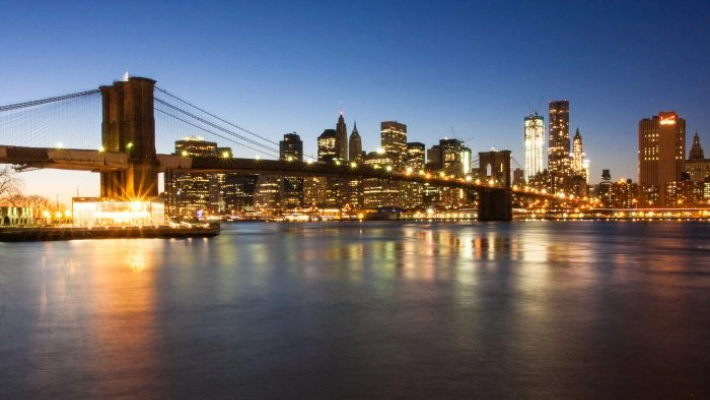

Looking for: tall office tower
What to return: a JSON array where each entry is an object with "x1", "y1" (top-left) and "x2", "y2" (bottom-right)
[
  {"x1": 524, "y1": 112, "x2": 545, "y2": 182},
  {"x1": 280, "y1": 132, "x2": 303, "y2": 162},
  {"x1": 548, "y1": 100, "x2": 571, "y2": 191},
  {"x1": 345, "y1": 123, "x2": 364, "y2": 210},
  {"x1": 638, "y1": 111, "x2": 686, "y2": 206},
  {"x1": 335, "y1": 112, "x2": 348, "y2": 161},
  {"x1": 427, "y1": 145, "x2": 442, "y2": 170},
  {"x1": 381, "y1": 121, "x2": 407, "y2": 170},
  {"x1": 279, "y1": 133, "x2": 304, "y2": 208},
  {"x1": 572, "y1": 128, "x2": 585, "y2": 178},
  {"x1": 406, "y1": 142, "x2": 426, "y2": 171},
  {"x1": 349, "y1": 123, "x2": 363, "y2": 162},
  {"x1": 363, "y1": 149, "x2": 398, "y2": 208},
  {"x1": 401, "y1": 142, "x2": 426, "y2": 209},
  {"x1": 317, "y1": 129, "x2": 338, "y2": 163},
  {"x1": 440, "y1": 138, "x2": 471, "y2": 176}
]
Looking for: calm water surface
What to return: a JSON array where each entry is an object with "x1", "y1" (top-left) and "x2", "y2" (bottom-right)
[{"x1": 1, "y1": 221, "x2": 709, "y2": 399}]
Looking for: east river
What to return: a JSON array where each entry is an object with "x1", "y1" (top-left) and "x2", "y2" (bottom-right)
[{"x1": 1, "y1": 221, "x2": 708, "y2": 399}]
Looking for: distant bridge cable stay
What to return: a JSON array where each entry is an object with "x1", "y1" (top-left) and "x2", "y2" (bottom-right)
[
  {"x1": 0, "y1": 89, "x2": 100, "y2": 113},
  {"x1": 154, "y1": 86, "x2": 279, "y2": 146},
  {"x1": 154, "y1": 107, "x2": 279, "y2": 158},
  {"x1": 153, "y1": 98, "x2": 280, "y2": 158}
]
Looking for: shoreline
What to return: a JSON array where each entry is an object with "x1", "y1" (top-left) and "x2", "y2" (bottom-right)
[{"x1": 0, "y1": 225, "x2": 220, "y2": 242}]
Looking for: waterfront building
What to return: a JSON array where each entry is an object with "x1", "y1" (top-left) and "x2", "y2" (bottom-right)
[
  {"x1": 638, "y1": 111, "x2": 686, "y2": 206},
  {"x1": 165, "y1": 136, "x2": 218, "y2": 218},
  {"x1": 255, "y1": 176, "x2": 280, "y2": 212},
  {"x1": 524, "y1": 112, "x2": 545, "y2": 182},
  {"x1": 548, "y1": 100, "x2": 571, "y2": 192},
  {"x1": 381, "y1": 121, "x2": 407, "y2": 170},
  {"x1": 221, "y1": 174, "x2": 258, "y2": 214},
  {"x1": 598, "y1": 169, "x2": 613, "y2": 207},
  {"x1": 611, "y1": 179, "x2": 640, "y2": 208}
]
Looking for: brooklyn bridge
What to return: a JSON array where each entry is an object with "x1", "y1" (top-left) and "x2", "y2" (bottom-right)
[{"x1": 0, "y1": 76, "x2": 555, "y2": 221}]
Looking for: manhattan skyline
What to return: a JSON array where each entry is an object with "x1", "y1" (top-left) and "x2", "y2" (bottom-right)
[{"x1": 1, "y1": 0, "x2": 709, "y2": 205}]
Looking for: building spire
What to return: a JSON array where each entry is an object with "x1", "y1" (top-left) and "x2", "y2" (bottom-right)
[{"x1": 689, "y1": 130, "x2": 704, "y2": 160}]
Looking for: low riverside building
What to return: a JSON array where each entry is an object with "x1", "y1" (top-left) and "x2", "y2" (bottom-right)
[
  {"x1": 0, "y1": 206, "x2": 35, "y2": 226},
  {"x1": 72, "y1": 198, "x2": 165, "y2": 228}
]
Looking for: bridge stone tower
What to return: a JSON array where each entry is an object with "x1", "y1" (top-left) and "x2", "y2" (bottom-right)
[
  {"x1": 99, "y1": 77, "x2": 159, "y2": 199},
  {"x1": 477, "y1": 150, "x2": 512, "y2": 221}
]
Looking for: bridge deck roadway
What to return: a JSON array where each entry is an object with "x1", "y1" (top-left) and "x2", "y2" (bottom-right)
[
  {"x1": 0, "y1": 145, "x2": 128, "y2": 172},
  {"x1": 0, "y1": 145, "x2": 550, "y2": 199}
]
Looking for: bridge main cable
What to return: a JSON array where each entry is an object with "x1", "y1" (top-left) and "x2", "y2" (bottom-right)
[
  {"x1": 0, "y1": 89, "x2": 100, "y2": 112},
  {"x1": 154, "y1": 86, "x2": 279, "y2": 147}
]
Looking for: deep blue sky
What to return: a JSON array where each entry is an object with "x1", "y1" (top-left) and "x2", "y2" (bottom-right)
[{"x1": 1, "y1": 0, "x2": 709, "y2": 204}]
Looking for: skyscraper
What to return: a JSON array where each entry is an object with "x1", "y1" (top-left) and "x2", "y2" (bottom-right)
[
  {"x1": 548, "y1": 100, "x2": 570, "y2": 191},
  {"x1": 335, "y1": 112, "x2": 348, "y2": 161},
  {"x1": 638, "y1": 111, "x2": 686, "y2": 206},
  {"x1": 279, "y1": 133, "x2": 304, "y2": 208},
  {"x1": 381, "y1": 121, "x2": 407, "y2": 170},
  {"x1": 524, "y1": 112, "x2": 545, "y2": 182},
  {"x1": 686, "y1": 131, "x2": 710, "y2": 183},
  {"x1": 280, "y1": 132, "x2": 303, "y2": 162},
  {"x1": 317, "y1": 129, "x2": 338, "y2": 163},
  {"x1": 349, "y1": 122, "x2": 363, "y2": 162}
]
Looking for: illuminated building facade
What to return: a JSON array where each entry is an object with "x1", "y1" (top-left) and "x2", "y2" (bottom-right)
[
  {"x1": 402, "y1": 142, "x2": 426, "y2": 208},
  {"x1": 363, "y1": 149, "x2": 398, "y2": 208},
  {"x1": 638, "y1": 111, "x2": 686, "y2": 206},
  {"x1": 165, "y1": 137, "x2": 218, "y2": 218},
  {"x1": 280, "y1": 133, "x2": 304, "y2": 208},
  {"x1": 344, "y1": 123, "x2": 364, "y2": 210},
  {"x1": 524, "y1": 113, "x2": 545, "y2": 182},
  {"x1": 336, "y1": 113, "x2": 348, "y2": 161},
  {"x1": 318, "y1": 129, "x2": 338, "y2": 163},
  {"x1": 548, "y1": 100, "x2": 571, "y2": 192},
  {"x1": 72, "y1": 198, "x2": 165, "y2": 227},
  {"x1": 316, "y1": 129, "x2": 345, "y2": 207},
  {"x1": 406, "y1": 142, "x2": 426, "y2": 172},
  {"x1": 381, "y1": 121, "x2": 407, "y2": 170}
]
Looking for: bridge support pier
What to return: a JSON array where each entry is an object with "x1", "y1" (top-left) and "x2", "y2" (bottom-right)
[
  {"x1": 478, "y1": 188, "x2": 512, "y2": 222},
  {"x1": 99, "y1": 77, "x2": 159, "y2": 199}
]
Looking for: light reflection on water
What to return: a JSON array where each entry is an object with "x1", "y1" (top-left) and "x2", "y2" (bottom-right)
[{"x1": 1, "y1": 221, "x2": 709, "y2": 399}]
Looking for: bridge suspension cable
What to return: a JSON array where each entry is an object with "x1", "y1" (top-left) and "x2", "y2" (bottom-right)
[
  {"x1": 154, "y1": 107, "x2": 279, "y2": 158},
  {"x1": 0, "y1": 89, "x2": 101, "y2": 150},
  {"x1": 154, "y1": 98, "x2": 280, "y2": 158},
  {"x1": 154, "y1": 87, "x2": 281, "y2": 158},
  {"x1": 0, "y1": 89, "x2": 100, "y2": 113}
]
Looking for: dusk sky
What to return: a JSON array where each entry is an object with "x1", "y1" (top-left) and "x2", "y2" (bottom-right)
[{"x1": 1, "y1": 0, "x2": 709, "y2": 205}]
